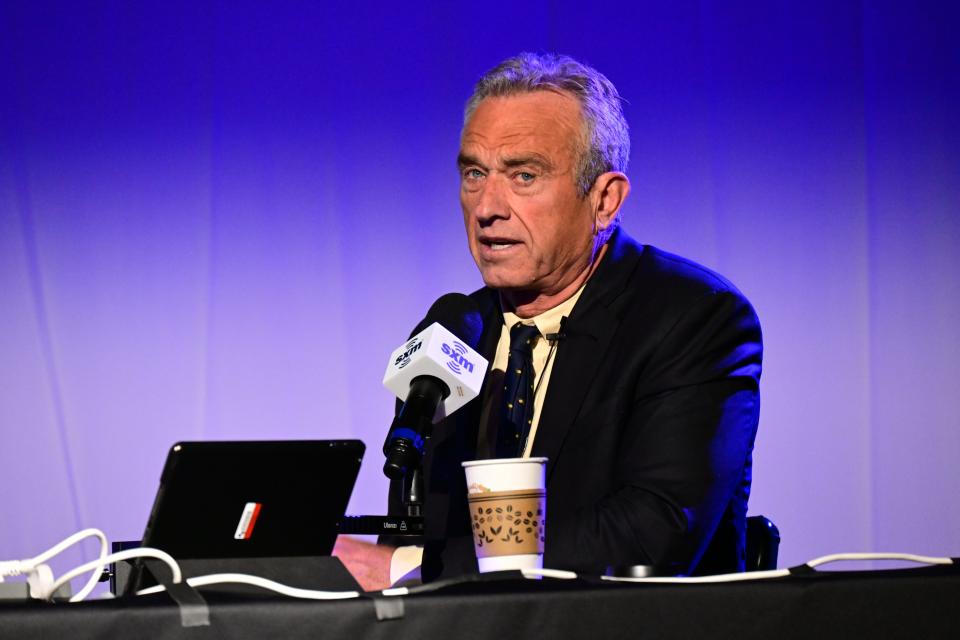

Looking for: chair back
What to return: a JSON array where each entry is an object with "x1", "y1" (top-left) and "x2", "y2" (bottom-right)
[{"x1": 745, "y1": 515, "x2": 780, "y2": 571}]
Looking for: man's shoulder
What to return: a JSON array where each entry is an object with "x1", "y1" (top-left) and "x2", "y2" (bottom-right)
[
  {"x1": 604, "y1": 229, "x2": 752, "y2": 308},
  {"x1": 639, "y1": 245, "x2": 745, "y2": 298},
  {"x1": 605, "y1": 231, "x2": 763, "y2": 382}
]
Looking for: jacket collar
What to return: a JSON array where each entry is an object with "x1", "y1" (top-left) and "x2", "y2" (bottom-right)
[{"x1": 530, "y1": 227, "x2": 645, "y2": 480}]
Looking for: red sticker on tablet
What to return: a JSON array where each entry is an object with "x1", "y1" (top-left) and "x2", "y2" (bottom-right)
[{"x1": 234, "y1": 502, "x2": 262, "y2": 540}]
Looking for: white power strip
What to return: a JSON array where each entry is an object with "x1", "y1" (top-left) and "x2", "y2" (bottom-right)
[
  {"x1": 0, "y1": 563, "x2": 72, "y2": 600},
  {"x1": 0, "y1": 529, "x2": 107, "y2": 601}
]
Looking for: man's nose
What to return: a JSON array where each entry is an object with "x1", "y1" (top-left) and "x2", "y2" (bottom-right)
[{"x1": 472, "y1": 175, "x2": 509, "y2": 224}]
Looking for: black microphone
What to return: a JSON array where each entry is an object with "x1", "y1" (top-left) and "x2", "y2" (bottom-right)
[
  {"x1": 382, "y1": 294, "x2": 487, "y2": 480},
  {"x1": 545, "y1": 316, "x2": 569, "y2": 342}
]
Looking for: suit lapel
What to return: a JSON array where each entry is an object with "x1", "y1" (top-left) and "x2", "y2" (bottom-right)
[{"x1": 532, "y1": 229, "x2": 644, "y2": 482}]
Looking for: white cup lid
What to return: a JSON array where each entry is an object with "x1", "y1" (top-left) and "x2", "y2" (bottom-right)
[{"x1": 462, "y1": 457, "x2": 548, "y2": 468}]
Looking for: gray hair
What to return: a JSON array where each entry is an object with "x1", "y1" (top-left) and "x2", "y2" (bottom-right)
[{"x1": 464, "y1": 52, "x2": 630, "y2": 198}]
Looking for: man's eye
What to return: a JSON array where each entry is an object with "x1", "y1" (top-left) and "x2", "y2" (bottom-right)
[
  {"x1": 464, "y1": 168, "x2": 485, "y2": 180},
  {"x1": 516, "y1": 172, "x2": 536, "y2": 183}
]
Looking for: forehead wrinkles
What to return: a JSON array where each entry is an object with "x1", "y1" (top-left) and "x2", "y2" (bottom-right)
[{"x1": 460, "y1": 97, "x2": 583, "y2": 171}]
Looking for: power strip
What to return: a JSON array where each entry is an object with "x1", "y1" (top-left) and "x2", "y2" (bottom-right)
[{"x1": 0, "y1": 565, "x2": 73, "y2": 601}]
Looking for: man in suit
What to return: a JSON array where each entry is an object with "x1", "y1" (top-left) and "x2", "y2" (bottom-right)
[{"x1": 336, "y1": 52, "x2": 761, "y2": 587}]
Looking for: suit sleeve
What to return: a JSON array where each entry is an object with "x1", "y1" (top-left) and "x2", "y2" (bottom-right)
[{"x1": 547, "y1": 288, "x2": 762, "y2": 574}]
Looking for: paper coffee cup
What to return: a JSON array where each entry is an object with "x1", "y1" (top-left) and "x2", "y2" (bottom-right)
[{"x1": 462, "y1": 457, "x2": 547, "y2": 572}]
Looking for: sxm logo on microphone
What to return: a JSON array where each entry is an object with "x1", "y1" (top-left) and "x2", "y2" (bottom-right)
[
  {"x1": 394, "y1": 338, "x2": 422, "y2": 369},
  {"x1": 442, "y1": 341, "x2": 475, "y2": 375}
]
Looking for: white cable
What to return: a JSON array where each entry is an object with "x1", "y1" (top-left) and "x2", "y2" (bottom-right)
[
  {"x1": 521, "y1": 568, "x2": 579, "y2": 580},
  {"x1": 26, "y1": 564, "x2": 56, "y2": 598},
  {"x1": 43, "y1": 548, "x2": 182, "y2": 602},
  {"x1": 11, "y1": 527, "x2": 954, "y2": 601},
  {"x1": 595, "y1": 552, "x2": 953, "y2": 585},
  {"x1": 1, "y1": 560, "x2": 25, "y2": 579},
  {"x1": 27, "y1": 528, "x2": 108, "y2": 568},
  {"x1": 157, "y1": 553, "x2": 951, "y2": 595},
  {"x1": 0, "y1": 528, "x2": 108, "y2": 601},
  {"x1": 135, "y1": 573, "x2": 359, "y2": 600},
  {"x1": 67, "y1": 529, "x2": 108, "y2": 602},
  {"x1": 600, "y1": 568, "x2": 792, "y2": 584},
  {"x1": 805, "y1": 552, "x2": 953, "y2": 568}
]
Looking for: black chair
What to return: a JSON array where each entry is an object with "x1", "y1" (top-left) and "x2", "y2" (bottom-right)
[{"x1": 745, "y1": 515, "x2": 780, "y2": 571}]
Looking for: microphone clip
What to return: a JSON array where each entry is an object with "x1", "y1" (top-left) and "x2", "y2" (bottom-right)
[{"x1": 544, "y1": 316, "x2": 569, "y2": 342}]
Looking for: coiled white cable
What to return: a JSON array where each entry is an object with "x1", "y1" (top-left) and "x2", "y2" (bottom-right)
[
  {"x1": 42, "y1": 547, "x2": 182, "y2": 602},
  {"x1": 0, "y1": 528, "x2": 108, "y2": 601}
]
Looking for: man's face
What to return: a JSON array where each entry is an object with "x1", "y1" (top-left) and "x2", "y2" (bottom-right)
[{"x1": 458, "y1": 91, "x2": 597, "y2": 296}]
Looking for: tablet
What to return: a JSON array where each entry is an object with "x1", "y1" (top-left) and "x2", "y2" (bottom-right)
[{"x1": 139, "y1": 440, "x2": 364, "y2": 559}]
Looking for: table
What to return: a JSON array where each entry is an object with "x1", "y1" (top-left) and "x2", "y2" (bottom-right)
[{"x1": 2, "y1": 562, "x2": 957, "y2": 639}]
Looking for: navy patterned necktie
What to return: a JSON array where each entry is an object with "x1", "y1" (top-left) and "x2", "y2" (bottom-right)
[{"x1": 496, "y1": 322, "x2": 541, "y2": 458}]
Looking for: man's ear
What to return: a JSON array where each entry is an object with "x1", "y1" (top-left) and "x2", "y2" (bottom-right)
[{"x1": 591, "y1": 172, "x2": 630, "y2": 231}]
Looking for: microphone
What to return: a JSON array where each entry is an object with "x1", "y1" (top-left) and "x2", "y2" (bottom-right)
[
  {"x1": 381, "y1": 294, "x2": 489, "y2": 480},
  {"x1": 545, "y1": 316, "x2": 570, "y2": 342}
]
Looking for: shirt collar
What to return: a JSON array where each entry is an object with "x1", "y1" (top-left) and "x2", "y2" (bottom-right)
[{"x1": 500, "y1": 281, "x2": 587, "y2": 337}]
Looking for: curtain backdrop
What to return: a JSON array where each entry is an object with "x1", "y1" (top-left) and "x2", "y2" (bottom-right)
[{"x1": 1, "y1": 1, "x2": 957, "y2": 577}]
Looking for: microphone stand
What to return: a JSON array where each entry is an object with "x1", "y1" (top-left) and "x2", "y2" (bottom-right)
[
  {"x1": 339, "y1": 462, "x2": 425, "y2": 538},
  {"x1": 341, "y1": 375, "x2": 445, "y2": 536}
]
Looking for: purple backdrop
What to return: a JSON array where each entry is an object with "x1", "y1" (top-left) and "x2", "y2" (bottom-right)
[{"x1": 1, "y1": 1, "x2": 958, "y2": 580}]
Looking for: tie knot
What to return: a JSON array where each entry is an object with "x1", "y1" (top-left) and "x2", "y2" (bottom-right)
[{"x1": 509, "y1": 322, "x2": 540, "y2": 354}]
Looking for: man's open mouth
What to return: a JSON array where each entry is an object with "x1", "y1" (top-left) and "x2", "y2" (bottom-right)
[{"x1": 479, "y1": 237, "x2": 520, "y2": 251}]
